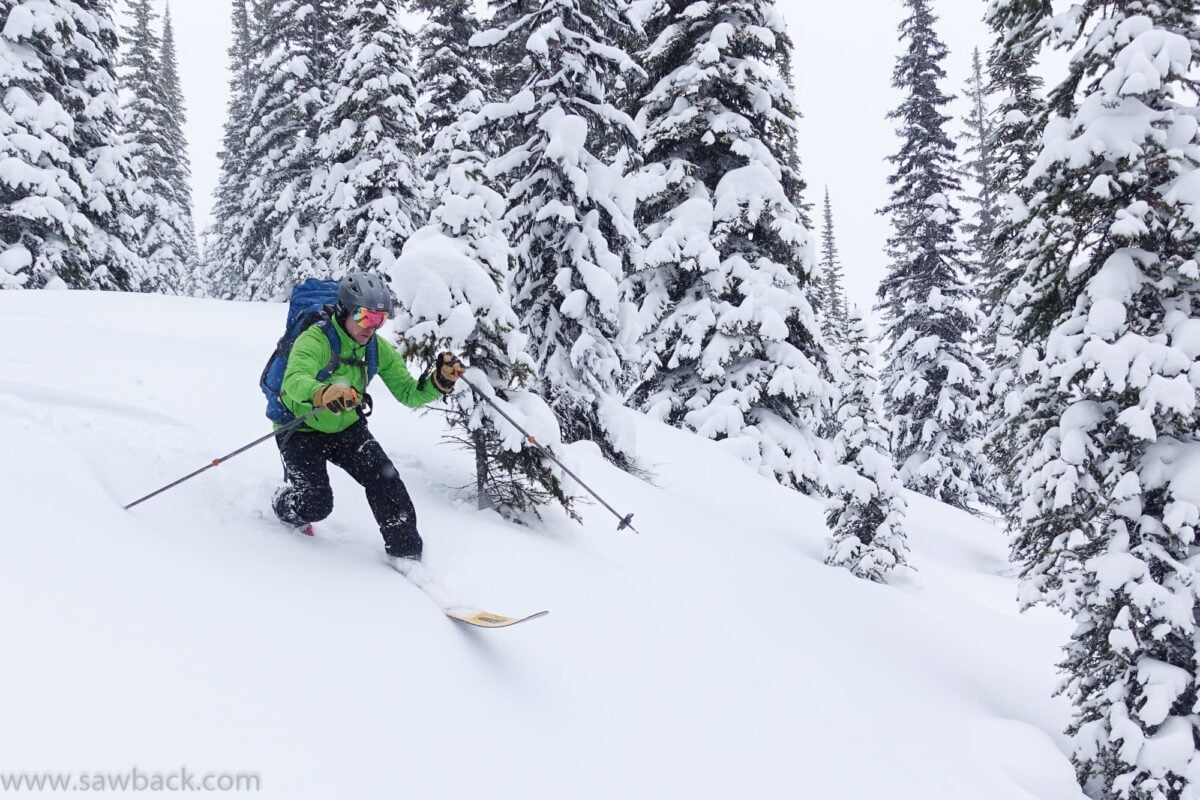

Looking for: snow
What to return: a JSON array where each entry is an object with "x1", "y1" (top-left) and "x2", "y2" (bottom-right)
[
  {"x1": 2, "y1": 4, "x2": 36, "y2": 39},
  {"x1": 391, "y1": 227, "x2": 505, "y2": 350},
  {"x1": 1172, "y1": 318, "x2": 1200, "y2": 359},
  {"x1": 1090, "y1": 551, "x2": 1148, "y2": 597},
  {"x1": 1136, "y1": 658, "x2": 1192, "y2": 727},
  {"x1": 0, "y1": 290, "x2": 1085, "y2": 799},
  {"x1": 1086, "y1": 297, "x2": 1127, "y2": 338},
  {"x1": 0, "y1": 243, "x2": 32, "y2": 272},
  {"x1": 1137, "y1": 717, "x2": 1198, "y2": 780}
]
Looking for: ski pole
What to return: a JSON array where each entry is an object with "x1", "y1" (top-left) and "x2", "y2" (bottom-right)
[
  {"x1": 459, "y1": 376, "x2": 638, "y2": 533},
  {"x1": 123, "y1": 407, "x2": 326, "y2": 510}
]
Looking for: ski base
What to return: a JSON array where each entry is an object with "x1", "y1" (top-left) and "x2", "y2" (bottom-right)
[{"x1": 443, "y1": 607, "x2": 549, "y2": 628}]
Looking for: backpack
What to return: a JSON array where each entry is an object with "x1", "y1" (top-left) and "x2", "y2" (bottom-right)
[{"x1": 260, "y1": 278, "x2": 380, "y2": 423}]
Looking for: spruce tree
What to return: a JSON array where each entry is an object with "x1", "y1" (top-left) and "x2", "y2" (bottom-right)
[
  {"x1": 158, "y1": 3, "x2": 199, "y2": 294},
  {"x1": 825, "y1": 309, "x2": 909, "y2": 582},
  {"x1": 392, "y1": 120, "x2": 574, "y2": 521},
  {"x1": 239, "y1": 0, "x2": 337, "y2": 299},
  {"x1": 981, "y1": 0, "x2": 1049, "y2": 365},
  {"x1": 876, "y1": 0, "x2": 986, "y2": 510},
  {"x1": 476, "y1": 0, "x2": 533, "y2": 161},
  {"x1": 958, "y1": 45, "x2": 1011, "y2": 512},
  {"x1": 608, "y1": 1, "x2": 646, "y2": 158},
  {"x1": 775, "y1": 25, "x2": 810, "y2": 229},
  {"x1": 120, "y1": 0, "x2": 194, "y2": 293},
  {"x1": 980, "y1": 0, "x2": 1049, "y2": 520},
  {"x1": 979, "y1": 0, "x2": 1048, "y2": 355},
  {"x1": 71, "y1": 0, "x2": 147, "y2": 289},
  {"x1": 818, "y1": 187, "x2": 848, "y2": 346},
  {"x1": 471, "y1": 0, "x2": 642, "y2": 470},
  {"x1": 997, "y1": 3, "x2": 1200, "y2": 797},
  {"x1": 982, "y1": 1, "x2": 1046, "y2": 298},
  {"x1": 204, "y1": 0, "x2": 257, "y2": 299},
  {"x1": 409, "y1": 0, "x2": 572, "y2": 519},
  {"x1": 629, "y1": 0, "x2": 831, "y2": 493},
  {"x1": 1, "y1": 0, "x2": 79, "y2": 288},
  {"x1": 414, "y1": 0, "x2": 483, "y2": 184},
  {"x1": 959, "y1": 47, "x2": 999, "y2": 317},
  {"x1": 302, "y1": 0, "x2": 423, "y2": 279},
  {"x1": 0, "y1": 0, "x2": 145, "y2": 290}
]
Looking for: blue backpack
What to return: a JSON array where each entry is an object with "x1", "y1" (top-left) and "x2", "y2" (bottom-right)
[{"x1": 260, "y1": 278, "x2": 379, "y2": 423}]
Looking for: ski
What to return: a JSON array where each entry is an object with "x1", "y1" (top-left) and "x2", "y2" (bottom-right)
[
  {"x1": 389, "y1": 559, "x2": 548, "y2": 629},
  {"x1": 443, "y1": 607, "x2": 550, "y2": 629},
  {"x1": 267, "y1": 518, "x2": 548, "y2": 625}
]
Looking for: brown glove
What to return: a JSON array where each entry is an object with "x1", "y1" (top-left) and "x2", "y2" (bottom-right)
[
  {"x1": 313, "y1": 384, "x2": 360, "y2": 414},
  {"x1": 431, "y1": 352, "x2": 465, "y2": 394}
]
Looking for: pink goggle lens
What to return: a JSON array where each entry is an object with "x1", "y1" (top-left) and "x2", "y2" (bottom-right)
[{"x1": 354, "y1": 307, "x2": 388, "y2": 328}]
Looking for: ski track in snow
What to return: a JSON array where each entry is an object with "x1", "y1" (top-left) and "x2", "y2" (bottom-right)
[{"x1": 0, "y1": 291, "x2": 1085, "y2": 800}]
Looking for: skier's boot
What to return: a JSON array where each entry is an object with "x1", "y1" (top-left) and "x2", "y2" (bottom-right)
[
  {"x1": 272, "y1": 486, "x2": 315, "y2": 536},
  {"x1": 387, "y1": 555, "x2": 421, "y2": 577}
]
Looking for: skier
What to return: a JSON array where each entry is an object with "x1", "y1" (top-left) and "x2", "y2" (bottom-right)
[{"x1": 271, "y1": 271, "x2": 465, "y2": 564}]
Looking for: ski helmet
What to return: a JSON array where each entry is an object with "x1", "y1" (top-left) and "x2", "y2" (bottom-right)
[{"x1": 336, "y1": 271, "x2": 394, "y2": 317}]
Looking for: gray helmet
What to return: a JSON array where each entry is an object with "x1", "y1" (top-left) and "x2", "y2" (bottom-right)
[{"x1": 336, "y1": 271, "x2": 394, "y2": 316}]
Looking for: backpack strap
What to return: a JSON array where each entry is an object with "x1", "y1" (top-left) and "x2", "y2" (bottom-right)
[
  {"x1": 314, "y1": 314, "x2": 378, "y2": 388},
  {"x1": 366, "y1": 338, "x2": 379, "y2": 384},
  {"x1": 315, "y1": 319, "x2": 341, "y2": 382}
]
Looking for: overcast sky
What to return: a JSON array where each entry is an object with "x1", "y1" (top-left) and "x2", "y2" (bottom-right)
[{"x1": 145, "y1": 0, "x2": 991, "y2": 311}]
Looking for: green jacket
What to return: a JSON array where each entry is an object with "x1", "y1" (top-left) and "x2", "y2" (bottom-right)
[{"x1": 279, "y1": 319, "x2": 443, "y2": 433}]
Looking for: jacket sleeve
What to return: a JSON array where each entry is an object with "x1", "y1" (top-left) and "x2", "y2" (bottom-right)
[
  {"x1": 376, "y1": 338, "x2": 444, "y2": 408},
  {"x1": 281, "y1": 326, "x2": 331, "y2": 415}
]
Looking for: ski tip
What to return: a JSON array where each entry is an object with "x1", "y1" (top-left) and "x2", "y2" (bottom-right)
[{"x1": 444, "y1": 608, "x2": 549, "y2": 628}]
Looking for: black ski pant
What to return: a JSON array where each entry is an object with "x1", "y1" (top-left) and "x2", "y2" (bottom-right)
[{"x1": 272, "y1": 418, "x2": 422, "y2": 559}]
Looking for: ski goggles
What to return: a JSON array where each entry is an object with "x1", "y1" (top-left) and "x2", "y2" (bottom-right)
[{"x1": 353, "y1": 306, "x2": 389, "y2": 329}]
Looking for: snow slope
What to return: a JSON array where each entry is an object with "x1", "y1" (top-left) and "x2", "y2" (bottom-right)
[{"x1": 0, "y1": 290, "x2": 1084, "y2": 799}]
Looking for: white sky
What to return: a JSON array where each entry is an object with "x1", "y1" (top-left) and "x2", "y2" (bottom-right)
[{"x1": 146, "y1": 0, "x2": 990, "y2": 310}]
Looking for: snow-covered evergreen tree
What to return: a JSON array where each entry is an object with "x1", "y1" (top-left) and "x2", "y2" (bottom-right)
[
  {"x1": 400, "y1": 0, "x2": 573, "y2": 522},
  {"x1": 203, "y1": 0, "x2": 257, "y2": 299},
  {"x1": 983, "y1": 0, "x2": 1045, "y2": 234},
  {"x1": 238, "y1": 0, "x2": 337, "y2": 299},
  {"x1": 982, "y1": 0, "x2": 1047, "y2": 328},
  {"x1": 979, "y1": 0, "x2": 1049, "y2": 519},
  {"x1": 119, "y1": 0, "x2": 195, "y2": 293},
  {"x1": 1004, "y1": 1, "x2": 1200, "y2": 794},
  {"x1": 959, "y1": 47, "x2": 1000, "y2": 316},
  {"x1": 391, "y1": 124, "x2": 575, "y2": 521},
  {"x1": 298, "y1": 0, "x2": 422, "y2": 280},
  {"x1": 775, "y1": 22, "x2": 810, "y2": 229},
  {"x1": 609, "y1": 1, "x2": 647, "y2": 158},
  {"x1": 470, "y1": 0, "x2": 642, "y2": 470},
  {"x1": 629, "y1": 0, "x2": 831, "y2": 493},
  {"x1": 68, "y1": 0, "x2": 147, "y2": 289},
  {"x1": 980, "y1": 0, "x2": 1048, "y2": 346},
  {"x1": 958, "y1": 44, "x2": 1012, "y2": 512},
  {"x1": 414, "y1": 0, "x2": 483, "y2": 184},
  {"x1": 817, "y1": 187, "x2": 848, "y2": 346},
  {"x1": 1, "y1": 0, "x2": 78, "y2": 288},
  {"x1": 997, "y1": 4, "x2": 1200, "y2": 797},
  {"x1": 825, "y1": 309, "x2": 908, "y2": 583},
  {"x1": 475, "y1": 0, "x2": 535, "y2": 162},
  {"x1": 0, "y1": 0, "x2": 145, "y2": 290},
  {"x1": 158, "y1": 3, "x2": 198, "y2": 294},
  {"x1": 876, "y1": 0, "x2": 986, "y2": 510}
]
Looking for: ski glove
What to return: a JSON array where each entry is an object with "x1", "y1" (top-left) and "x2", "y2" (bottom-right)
[
  {"x1": 313, "y1": 384, "x2": 360, "y2": 414},
  {"x1": 431, "y1": 352, "x2": 465, "y2": 394}
]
